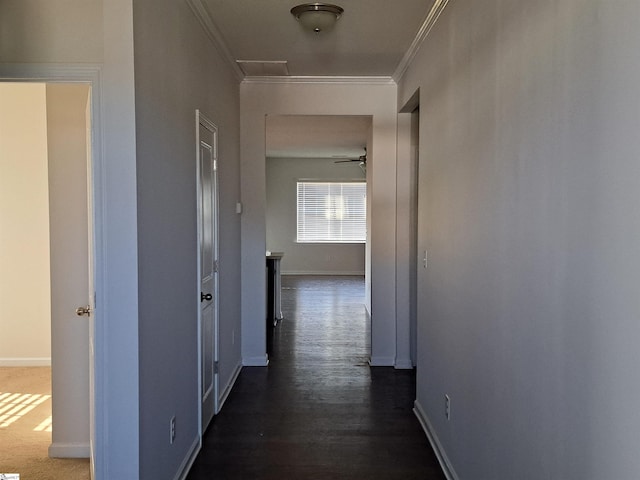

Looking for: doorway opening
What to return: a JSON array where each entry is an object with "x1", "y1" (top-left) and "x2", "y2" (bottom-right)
[
  {"x1": 0, "y1": 81, "x2": 95, "y2": 478},
  {"x1": 264, "y1": 115, "x2": 372, "y2": 356},
  {"x1": 409, "y1": 106, "x2": 419, "y2": 366},
  {"x1": 398, "y1": 90, "x2": 420, "y2": 368}
]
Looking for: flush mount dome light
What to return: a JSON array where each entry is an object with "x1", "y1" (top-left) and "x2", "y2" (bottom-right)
[{"x1": 290, "y1": 3, "x2": 344, "y2": 33}]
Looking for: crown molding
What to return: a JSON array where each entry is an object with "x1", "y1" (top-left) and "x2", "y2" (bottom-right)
[
  {"x1": 241, "y1": 75, "x2": 396, "y2": 86},
  {"x1": 186, "y1": 0, "x2": 244, "y2": 82},
  {"x1": 392, "y1": 0, "x2": 450, "y2": 83}
]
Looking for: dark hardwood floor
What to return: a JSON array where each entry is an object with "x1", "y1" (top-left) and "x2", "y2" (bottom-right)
[{"x1": 187, "y1": 275, "x2": 445, "y2": 480}]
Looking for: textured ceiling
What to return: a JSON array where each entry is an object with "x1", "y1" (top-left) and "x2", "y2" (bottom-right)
[{"x1": 202, "y1": 0, "x2": 434, "y2": 77}]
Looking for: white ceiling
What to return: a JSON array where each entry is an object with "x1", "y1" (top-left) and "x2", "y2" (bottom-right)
[{"x1": 201, "y1": 0, "x2": 435, "y2": 77}]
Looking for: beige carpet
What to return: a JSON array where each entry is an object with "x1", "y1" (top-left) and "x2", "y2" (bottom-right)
[{"x1": 0, "y1": 367, "x2": 90, "y2": 480}]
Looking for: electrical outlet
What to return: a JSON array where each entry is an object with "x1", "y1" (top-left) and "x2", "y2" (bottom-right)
[
  {"x1": 445, "y1": 395, "x2": 451, "y2": 420},
  {"x1": 170, "y1": 416, "x2": 176, "y2": 444}
]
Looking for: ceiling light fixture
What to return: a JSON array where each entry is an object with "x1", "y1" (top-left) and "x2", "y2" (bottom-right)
[{"x1": 290, "y1": 3, "x2": 344, "y2": 33}]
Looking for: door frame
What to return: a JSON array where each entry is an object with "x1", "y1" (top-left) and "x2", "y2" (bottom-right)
[
  {"x1": 0, "y1": 64, "x2": 104, "y2": 479},
  {"x1": 195, "y1": 109, "x2": 220, "y2": 436},
  {"x1": 396, "y1": 89, "x2": 420, "y2": 370}
]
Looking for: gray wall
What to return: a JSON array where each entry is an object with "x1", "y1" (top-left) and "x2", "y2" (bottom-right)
[
  {"x1": 266, "y1": 157, "x2": 365, "y2": 275},
  {"x1": 0, "y1": 1, "x2": 242, "y2": 477},
  {"x1": 399, "y1": 1, "x2": 640, "y2": 479},
  {"x1": 0, "y1": 0, "x2": 103, "y2": 63},
  {"x1": 133, "y1": 0, "x2": 241, "y2": 478},
  {"x1": 0, "y1": 1, "x2": 142, "y2": 476}
]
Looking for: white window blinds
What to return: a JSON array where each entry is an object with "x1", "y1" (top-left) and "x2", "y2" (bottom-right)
[{"x1": 296, "y1": 181, "x2": 366, "y2": 243}]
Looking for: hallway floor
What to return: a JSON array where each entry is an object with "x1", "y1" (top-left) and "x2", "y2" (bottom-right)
[{"x1": 187, "y1": 275, "x2": 445, "y2": 479}]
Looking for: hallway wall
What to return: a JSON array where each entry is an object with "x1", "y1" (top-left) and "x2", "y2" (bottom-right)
[
  {"x1": 1, "y1": 0, "x2": 243, "y2": 477},
  {"x1": 0, "y1": 0, "x2": 103, "y2": 63},
  {"x1": 0, "y1": 1, "x2": 142, "y2": 477},
  {"x1": 399, "y1": 1, "x2": 640, "y2": 479},
  {"x1": 132, "y1": 0, "x2": 242, "y2": 478}
]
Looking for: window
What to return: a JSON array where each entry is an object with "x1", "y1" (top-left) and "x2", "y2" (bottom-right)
[{"x1": 297, "y1": 181, "x2": 366, "y2": 243}]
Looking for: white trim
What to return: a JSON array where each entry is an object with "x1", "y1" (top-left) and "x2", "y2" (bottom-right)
[
  {"x1": 0, "y1": 358, "x2": 51, "y2": 367},
  {"x1": 392, "y1": 0, "x2": 451, "y2": 82},
  {"x1": 186, "y1": 0, "x2": 244, "y2": 81},
  {"x1": 174, "y1": 436, "x2": 201, "y2": 480},
  {"x1": 394, "y1": 358, "x2": 414, "y2": 370},
  {"x1": 242, "y1": 75, "x2": 395, "y2": 85},
  {"x1": 282, "y1": 271, "x2": 365, "y2": 276},
  {"x1": 195, "y1": 111, "x2": 204, "y2": 438},
  {"x1": 48, "y1": 442, "x2": 90, "y2": 459},
  {"x1": 368, "y1": 356, "x2": 395, "y2": 367},
  {"x1": 0, "y1": 63, "x2": 105, "y2": 480},
  {"x1": 414, "y1": 400, "x2": 459, "y2": 480},
  {"x1": 218, "y1": 362, "x2": 242, "y2": 411},
  {"x1": 243, "y1": 355, "x2": 269, "y2": 367}
]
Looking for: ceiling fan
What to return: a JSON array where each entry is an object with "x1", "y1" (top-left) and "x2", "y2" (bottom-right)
[{"x1": 333, "y1": 148, "x2": 367, "y2": 164}]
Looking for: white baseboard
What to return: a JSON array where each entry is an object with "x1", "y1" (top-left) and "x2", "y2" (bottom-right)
[
  {"x1": 242, "y1": 355, "x2": 269, "y2": 367},
  {"x1": 175, "y1": 436, "x2": 200, "y2": 480},
  {"x1": 414, "y1": 400, "x2": 459, "y2": 480},
  {"x1": 48, "y1": 442, "x2": 89, "y2": 458},
  {"x1": 368, "y1": 356, "x2": 395, "y2": 367},
  {"x1": 394, "y1": 358, "x2": 414, "y2": 369},
  {"x1": 218, "y1": 362, "x2": 242, "y2": 412},
  {"x1": 0, "y1": 357, "x2": 51, "y2": 367},
  {"x1": 282, "y1": 271, "x2": 365, "y2": 276}
]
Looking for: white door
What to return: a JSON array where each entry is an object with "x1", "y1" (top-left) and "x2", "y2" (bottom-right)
[
  {"x1": 85, "y1": 88, "x2": 97, "y2": 476},
  {"x1": 197, "y1": 111, "x2": 219, "y2": 432},
  {"x1": 45, "y1": 83, "x2": 94, "y2": 462}
]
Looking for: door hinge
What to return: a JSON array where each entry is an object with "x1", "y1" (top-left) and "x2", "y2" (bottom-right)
[
  {"x1": 213, "y1": 160, "x2": 218, "y2": 171},
  {"x1": 214, "y1": 361, "x2": 219, "y2": 374}
]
